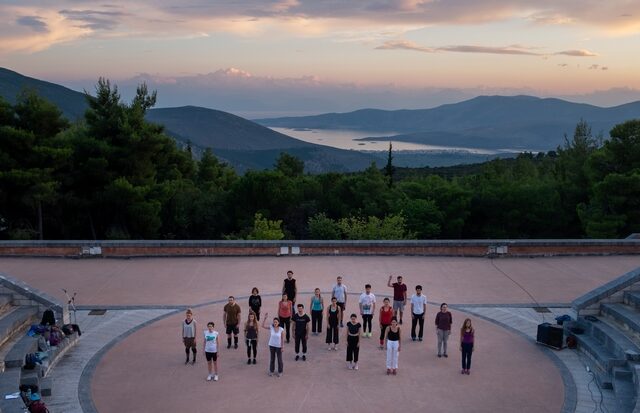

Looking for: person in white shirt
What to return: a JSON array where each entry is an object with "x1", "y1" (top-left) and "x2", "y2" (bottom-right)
[
  {"x1": 261, "y1": 313, "x2": 285, "y2": 377},
  {"x1": 410, "y1": 285, "x2": 427, "y2": 341},
  {"x1": 332, "y1": 276, "x2": 348, "y2": 327},
  {"x1": 358, "y1": 284, "x2": 376, "y2": 337},
  {"x1": 203, "y1": 322, "x2": 219, "y2": 381}
]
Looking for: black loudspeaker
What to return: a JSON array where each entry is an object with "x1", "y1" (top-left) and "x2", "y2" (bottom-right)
[{"x1": 537, "y1": 323, "x2": 563, "y2": 349}]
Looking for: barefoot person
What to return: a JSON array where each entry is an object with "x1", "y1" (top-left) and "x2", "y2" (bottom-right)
[
  {"x1": 262, "y1": 313, "x2": 285, "y2": 377},
  {"x1": 310, "y1": 288, "x2": 324, "y2": 335},
  {"x1": 345, "y1": 313, "x2": 362, "y2": 370},
  {"x1": 385, "y1": 317, "x2": 401, "y2": 375},
  {"x1": 379, "y1": 297, "x2": 393, "y2": 349},
  {"x1": 326, "y1": 296, "x2": 341, "y2": 350},
  {"x1": 292, "y1": 304, "x2": 311, "y2": 361},
  {"x1": 460, "y1": 318, "x2": 475, "y2": 375},
  {"x1": 245, "y1": 311, "x2": 259, "y2": 365},
  {"x1": 387, "y1": 275, "x2": 407, "y2": 324},
  {"x1": 332, "y1": 276, "x2": 348, "y2": 328},
  {"x1": 223, "y1": 296, "x2": 241, "y2": 349},
  {"x1": 359, "y1": 284, "x2": 376, "y2": 338},
  {"x1": 204, "y1": 322, "x2": 219, "y2": 381},
  {"x1": 248, "y1": 287, "x2": 262, "y2": 321},
  {"x1": 436, "y1": 303, "x2": 453, "y2": 357},
  {"x1": 181, "y1": 308, "x2": 197, "y2": 364}
]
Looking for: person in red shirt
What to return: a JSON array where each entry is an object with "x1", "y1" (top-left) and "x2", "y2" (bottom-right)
[
  {"x1": 379, "y1": 297, "x2": 394, "y2": 349},
  {"x1": 387, "y1": 275, "x2": 407, "y2": 324},
  {"x1": 277, "y1": 293, "x2": 293, "y2": 343}
]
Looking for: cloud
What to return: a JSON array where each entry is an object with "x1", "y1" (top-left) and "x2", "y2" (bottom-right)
[
  {"x1": 588, "y1": 64, "x2": 599, "y2": 70},
  {"x1": 558, "y1": 63, "x2": 568, "y2": 67},
  {"x1": 16, "y1": 16, "x2": 48, "y2": 33},
  {"x1": 59, "y1": 9, "x2": 127, "y2": 31},
  {"x1": 555, "y1": 49, "x2": 598, "y2": 57},
  {"x1": 601, "y1": 66, "x2": 608, "y2": 71},
  {"x1": 375, "y1": 40, "x2": 436, "y2": 53},
  {"x1": 438, "y1": 45, "x2": 540, "y2": 55}
]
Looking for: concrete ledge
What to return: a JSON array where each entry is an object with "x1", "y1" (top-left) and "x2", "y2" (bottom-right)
[
  {"x1": 0, "y1": 239, "x2": 639, "y2": 258},
  {"x1": 0, "y1": 273, "x2": 67, "y2": 324},
  {"x1": 572, "y1": 267, "x2": 640, "y2": 316}
]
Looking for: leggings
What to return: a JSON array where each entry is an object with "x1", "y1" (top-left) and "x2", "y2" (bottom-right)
[
  {"x1": 380, "y1": 324, "x2": 390, "y2": 344},
  {"x1": 326, "y1": 324, "x2": 339, "y2": 344},
  {"x1": 346, "y1": 336, "x2": 359, "y2": 362},
  {"x1": 269, "y1": 346, "x2": 283, "y2": 373},
  {"x1": 461, "y1": 343, "x2": 473, "y2": 370},
  {"x1": 246, "y1": 339, "x2": 257, "y2": 359},
  {"x1": 294, "y1": 335, "x2": 307, "y2": 354},
  {"x1": 386, "y1": 340, "x2": 399, "y2": 369},
  {"x1": 311, "y1": 310, "x2": 323, "y2": 333},
  {"x1": 279, "y1": 317, "x2": 291, "y2": 342},
  {"x1": 362, "y1": 314, "x2": 373, "y2": 333}
]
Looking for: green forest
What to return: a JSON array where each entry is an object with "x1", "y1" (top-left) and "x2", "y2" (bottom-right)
[{"x1": 1, "y1": 80, "x2": 639, "y2": 241}]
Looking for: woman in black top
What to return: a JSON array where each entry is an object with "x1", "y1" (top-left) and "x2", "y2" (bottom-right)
[
  {"x1": 345, "y1": 313, "x2": 362, "y2": 370},
  {"x1": 385, "y1": 317, "x2": 401, "y2": 375},
  {"x1": 248, "y1": 287, "x2": 262, "y2": 321},
  {"x1": 326, "y1": 297, "x2": 341, "y2": 351},
  {"x1": 244, "y1": 311, "x2": 259, "y2": 365}
]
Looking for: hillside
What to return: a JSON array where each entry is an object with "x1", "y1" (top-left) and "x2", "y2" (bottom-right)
[{"x1": 257, "y1": 95, "x2": 640, "y2": 150}]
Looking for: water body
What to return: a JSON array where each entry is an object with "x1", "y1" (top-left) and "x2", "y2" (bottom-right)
[{"x1": 271, "y1": 127, "x2": 506, "y2": 154}]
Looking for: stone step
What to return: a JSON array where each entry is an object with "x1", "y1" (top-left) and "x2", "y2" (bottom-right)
[
  {"x1": 615, "y1": 367, "x2": 634, "y2": 382},
  {"x1": 0, "y1": 306, "x2": 38, "y2": 350},
  {"x1": 0, "y1": 367, "x2": 24, "y2": 413},
  {"x1": 574, "y1": 332, "x2": 626, "y2": 379},
  {"x1": 4, "y1": 335, "x2": 39, "y2": 369},
  {"x1": 0, "y1": 294, "x2": 12, "y2": 313},
  {"x1": 613, "y1": 376, "x2": 636, "y2": 412},
  {"x1": 602, "y1": 303, "x2": 640, "y2": 339},
  {"x1": 624, "y1": 291, "x2": 640, "y2": 310},
  {"x1": 588, "y1": 316, "x2": 640, "y2": 360}
]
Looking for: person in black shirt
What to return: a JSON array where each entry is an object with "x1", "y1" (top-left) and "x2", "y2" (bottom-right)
[
  {"x1": 345, "y1": 314, "x2": 362, "y2": 370},
  {"x1": 282, "y1": 270, "x2": 297, "y2": 309},
  {"x1": 248, "y1": 287, "x2": 262, "y2": 321},
  {"x1": 292, "y1": 304, "x2": 310, "y2": 361}
]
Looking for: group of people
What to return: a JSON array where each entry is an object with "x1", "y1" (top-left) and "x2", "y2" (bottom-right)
[{"x1": 181, "y1": 271, "x2": 476, "y2": 381}]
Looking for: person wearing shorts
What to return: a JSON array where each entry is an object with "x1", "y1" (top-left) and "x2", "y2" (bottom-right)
[
  {"x1": 332, "y1": 276, "x2": 348, "y2": 327},
  {"x1": 387, "y1": 275, "x2": 407, "y2": 324},
  {"x1": 204, "y1": 322, "x2": 219, "y2": 381},
  {"x1": 223, "y1": 296, "x2": 241, "y2": 349}
]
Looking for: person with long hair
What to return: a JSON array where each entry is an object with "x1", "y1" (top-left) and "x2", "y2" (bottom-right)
[
  {"x1": 326, "y1": 296, "x2": 341, "y2": 350},
  {"x1": 248, "y1": 287, "x2": 262, "y2": 321},
  {"x1": 345, "y1": 313, "x2": 362, "y2": 370},
  {"x1": 435, "y1": 303, "x2": 452, "y2": 357},
  {"x1": 379, "y1": 297, "x2": 393, "y2": 349},
  {"x1": 460, "y1": 318, "x2": 475, "y2": 375},
  {"x1": 278, "y1": 293, "x2": 293, "y2": 343},
  {"x1": 244, "y1": 311, "x2": 259, "y2": 365},
  {"x1": 261, "y1": 313, "x2": 285, "y2": 377},
  {"x1": 310, "y1": 288, "x2": 324, "y2": 335},
  {"x1": 384, "y1": 317, "x2": 401, "y2": 375},
  {"x1": 203, "y1": 321, "x2": 219, "y2": 381},
  {"x1": 181, "y1": 308, "x2": 197, "y2": 364}
]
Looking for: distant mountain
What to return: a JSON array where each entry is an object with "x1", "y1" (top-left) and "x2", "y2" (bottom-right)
[
  {"x1": 257, "y1": 95, "x2": 640, "y2": 150},
  {"x1": 0, "y1": 67, "x2": 377, "y2": 173}
]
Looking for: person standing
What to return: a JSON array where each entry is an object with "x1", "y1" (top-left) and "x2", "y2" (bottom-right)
[
  {"x1": 359, "y1": 284, "x2": 376, "y2": 338},
  {"x1": 282, "y1": 270, "x2": 297, "y2": 309},
  {"x1": 385, "y1": 317, "x2": 401, "y2": 375},
  {"x1": 345, "y1": 314, "x2": 362, "y2": 370},
  {"x1": 436, "y1": 303, "x2": 453, "y2": 357},
  {"x1": 181, "y1": 308, "x2": 197, "y2": 364},
  {"x1": 223, "y1": 296, "x2": 241, "y2": 349},
  {"x1": 460, "y1": 318, "x2": 475, "y2": 375},
  {"x1": 248, "y1": 287, "x2": 262, "y2": 321},
  {"x1": 326, "y1": 296, "x2": 341, "y2": 350},
  {"x1": 261, "y1": 313, "x2": 285, "y2": 377},
  {"x1": 332, "y1": 276, "x2": 348, "y2": 327},
  {"x1": 244, "y1": 311, "x2": 259, "y2": 365},
  {"x1": 278, "y1": 293, "x2": 293, "y2": 343},
  {"x1": 410, "y1": 285, "x2": 427, "y2": 342},
  {"x1": 387, "y1": 275, "x2": 407, "y2": 324},
  {"x1": 292, "y1": 304, "x2": 311, "y2": 361},
  {"x1": 310, "y1": 288, "x2": 324, "y2": 335},
  {"x1": 203, "y1": 322, "x2": 219, "y2": 381},
  {"x1": 379, "y1": 297, "x2": 394, "y2": 349}
]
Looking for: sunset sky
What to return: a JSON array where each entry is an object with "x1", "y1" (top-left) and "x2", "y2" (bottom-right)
[{"x1": 1, "y1": 1, "x2": 639, "y2": 116}]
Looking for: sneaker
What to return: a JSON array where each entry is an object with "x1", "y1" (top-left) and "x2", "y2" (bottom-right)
[
  {"x1": 461, "y1": 369, "x2": 465, "y2": 374},
  {"x1": 227, "y1": 344, "x2": 231, "y2": 349},
  {"x1": 340, "y1": 322, "x2": 344, "y2": 328},
  {"x1": 191, "y1": 360, "x2": 196, "y2": 365},
  {"x1": 276, "y1": 373, "x2": 282, "y2": 377},
  {"x1": 412, "y1": 337, "x2": 416, "y2": 342},
  {"x1": 295, "y1": 355, "x2": 300, "y2": 361},
  {"x1": 444, "y1": 354, "x2": 448, "y2": 358},
  {"x1": 213, "y1": 374, "x2": 218, "y2": 381},
  {"x1": 328, "y1": 345, "x2": 332, "y2": 351},
  {"x1": 418, "y1": 337, "x2": 423, "y2": 342},
  {"x1": 367, "y1": 332, "x2": 372, "y2": 338},
  {"x1": 234, "y1": 343, "x2": 238, "y2": 349},
  {"x1": 347, "y1": 362, "x2": 352, "y2": 369},
  {"x1": 399, "y1": 320, "x2": 403, "y2": 325},
  {"x1": 252, "y1": 358, "x2": 256, "y2": 364},
  {"x1": 268, "y1": 371, "x2": 274, "y2": 377},
  {"x1": 354, "y1": 364, "x2": 359, "y2": 370},
  {"x1": 247, "y1": 359, "x2": 252, "y2": 365},
  {"x1": 206, "y1": 374, "x2": 212, "y2": 381},
  {"x1": 387, "y1": 369, "x2": 391, "y2": 375},
  {"x1": 185, "y1": 359, "x2": 189, "y2": 365},
  {"x1": 392, "y1": 369, "x2": 397, "y2": 375},
  {"x1": 438, "y1": 354, "x2": 442, "y2": 358},
  {"x1": 302, "y1": 355, "x2": 306, "y2": 361},
  {"x1": 466, "y1": 370, "x2": 470, "y2": 375}
]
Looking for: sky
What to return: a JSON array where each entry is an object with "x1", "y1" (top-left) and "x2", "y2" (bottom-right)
[{"x1": 1, "y1": 0, "x2": 640, "y2": 117}]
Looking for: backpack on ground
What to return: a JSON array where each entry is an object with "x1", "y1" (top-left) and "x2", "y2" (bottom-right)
[
  {"x1": 28, "y1": 400, "x2": 50, "y2": 413},
  {"x1": 24, "y1": 353, "x2": 41, "y2": 369}
]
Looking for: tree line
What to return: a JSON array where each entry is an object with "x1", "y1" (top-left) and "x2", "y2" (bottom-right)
[{"x1": 1, "y1": 81, "x2": 639, "y2": 240}]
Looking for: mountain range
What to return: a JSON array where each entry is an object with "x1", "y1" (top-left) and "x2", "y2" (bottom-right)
[{"x1": 257, "y1": 96, "x2": 640, "y2": 151}]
